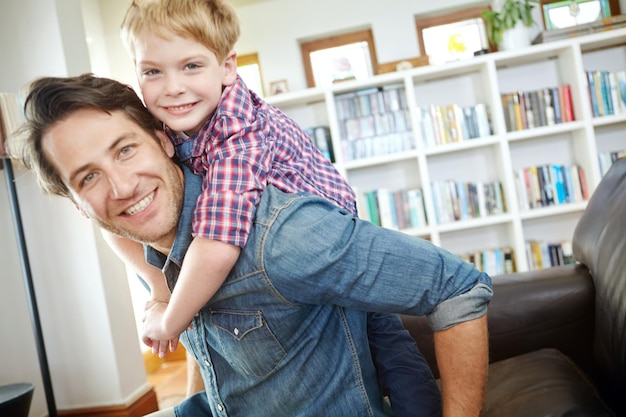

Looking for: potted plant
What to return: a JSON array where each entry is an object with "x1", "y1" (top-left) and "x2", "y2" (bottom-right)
[{"x1": 482, "y1": 0, "x2": 539, "y2": 49}]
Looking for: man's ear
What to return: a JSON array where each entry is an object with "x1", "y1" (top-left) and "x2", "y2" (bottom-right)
[
  {"x1": 223, "y1": 50, "x2": 238, "y2": 86},
  {"x1": 156, "y1": 130, "x2": 175, "y2": 158}
]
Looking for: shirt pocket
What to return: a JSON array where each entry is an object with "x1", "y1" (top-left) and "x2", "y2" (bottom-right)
[{"x1": 209, "y1": 309, "x2": 286, "y2": 378}]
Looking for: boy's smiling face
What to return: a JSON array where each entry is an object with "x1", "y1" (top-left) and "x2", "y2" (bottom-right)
[{"x1": 134, "y1": 31, "x2": 238, "y2": 135}]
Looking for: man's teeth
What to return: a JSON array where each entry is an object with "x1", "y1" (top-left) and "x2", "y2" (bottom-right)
[{"x1": 125, "y1": 193, "x2": 154, "y2": 215}]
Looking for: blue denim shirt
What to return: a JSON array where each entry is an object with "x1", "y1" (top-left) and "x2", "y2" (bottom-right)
[{"x1": 146, "y1": 166, "x2": 492, "y2": 417}]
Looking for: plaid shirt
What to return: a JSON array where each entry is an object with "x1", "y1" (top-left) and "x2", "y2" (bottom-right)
[{"x1": 166, "y1": 76, "x2": 356, "y2": 247}]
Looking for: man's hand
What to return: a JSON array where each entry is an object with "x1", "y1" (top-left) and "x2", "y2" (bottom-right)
[{"x1": 142, "y1": 300, "x2": 180, "y2": 358}]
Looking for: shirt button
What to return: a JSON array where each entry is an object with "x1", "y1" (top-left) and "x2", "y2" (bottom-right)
[
  {"x1": 217, "y1": 403, "x2": 224, "y2": 411},
  {"x1": 204, "y1": 359, "x2": 211, "y2": 367}
]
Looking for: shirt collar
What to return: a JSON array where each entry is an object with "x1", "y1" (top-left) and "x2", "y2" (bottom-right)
[{"x1": 144, "y1": 164, "x2": 202, "y2": 274}]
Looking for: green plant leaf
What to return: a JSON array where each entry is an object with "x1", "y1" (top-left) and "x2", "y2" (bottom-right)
[{"x1": 481, "y1": 0, "x2": 537, "y2": 44}]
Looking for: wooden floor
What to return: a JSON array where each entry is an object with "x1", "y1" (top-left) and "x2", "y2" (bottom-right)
[{"x1": 147, "y1": 359, "x2": 188, "y2": 410}]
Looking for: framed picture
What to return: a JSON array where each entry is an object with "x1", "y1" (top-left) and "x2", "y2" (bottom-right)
[
  {"x1": 541, "y1": 0, "x2": 617, "y2": 30},
  {"x1": 415, "y1": 6, "x2": 494, "y2": 66},
  {"x1": 269, "y1": 79, "x2": 289, "y2": 96},
  {"x1": 300, "y1": 29, "x2": 378, "y2": 88}
]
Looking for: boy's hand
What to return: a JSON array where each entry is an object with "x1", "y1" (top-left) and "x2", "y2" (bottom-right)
[{"x1": 143, "y1": 300, "x2": 180, "y2": 357}]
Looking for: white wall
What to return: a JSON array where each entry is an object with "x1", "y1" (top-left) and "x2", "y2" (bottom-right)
[
  {"x1": 0, "y1": 1, "x2": 149, "y2": 416},
  {"x1": 99, "y1": 0, "x2": 486, "y2": 92},
  {"x1": 98, "y1": 0, "x2": 626, "y2": 94}
]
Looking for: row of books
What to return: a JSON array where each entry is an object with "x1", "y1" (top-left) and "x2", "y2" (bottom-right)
[
  {"x1": 598, "y1": 149, "x2": 626, "y2": 177},
  {"x1": 415, "y1": 103, "x2": 492, "y2": 148},
  {"x1": 337, "y1": 108, "x2": 412, "y2": 142},
  {"x1": 335, "y1": 84, "x2": 408, "y2": 121},
  {"x1": 515, "y1": 164, "x2": 588, "y2": 210},
  {"x1": 459, "y1": 247, "x2": 515, "y2": 275},
  {"x1": 502, "y1": 84, "x2": 575, "y2": 132},
  {"x1": 431, "y1": 180, "x2": 505, "y2": 224},
  {"x1": 304, "y1": 125, "x2": 336, "y2": 163},
  {"x1": 340, "y1": 131, "x2": 415, "y2": 161},
  {"x1": 585, "y1": 70, "x2": 626, "y2": 117},
  {"x1": 336, "y1": 85, "x2": 414, "y2": 161},
  {"x1": 356, "y1": 188, "x2": 427, "y2": 230},
  {"x1": 526, "y1": 240, "x2": 575, "y2": 271}
]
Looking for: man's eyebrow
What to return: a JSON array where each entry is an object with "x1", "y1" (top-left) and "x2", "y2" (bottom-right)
[{"x1": 68, "y1": 134, "x2": 132, "y2": 184}]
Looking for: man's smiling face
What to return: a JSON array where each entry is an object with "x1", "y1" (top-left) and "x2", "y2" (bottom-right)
[{"x1": 42, "y1": 108, "x2": 184, "y2": 253}]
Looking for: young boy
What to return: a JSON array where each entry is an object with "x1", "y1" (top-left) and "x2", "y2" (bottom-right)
[{"x1": 114, "y1": 0, "x2": 441, "y2": 414}]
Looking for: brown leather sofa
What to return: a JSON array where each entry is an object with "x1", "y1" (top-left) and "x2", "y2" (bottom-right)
[{"x1": 401, "y1": 157, "x2": 626, "y2": 417}]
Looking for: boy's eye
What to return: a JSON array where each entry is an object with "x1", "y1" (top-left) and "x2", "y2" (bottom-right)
[{"x1": 185, "y1": 63, "x2": 200, "y2": 70}]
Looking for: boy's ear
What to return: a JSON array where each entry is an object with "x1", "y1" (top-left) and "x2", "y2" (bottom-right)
[
  {"x1": 156, "y1": 130, "x2": 175, "y2": 158},
  {"x1": 223, "y1": 50, "x2": 238, "y2": 86}
]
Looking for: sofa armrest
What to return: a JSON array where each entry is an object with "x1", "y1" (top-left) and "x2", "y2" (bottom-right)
[{"x1": 400, "y1": 264, "x2": 596, "y2": 379}]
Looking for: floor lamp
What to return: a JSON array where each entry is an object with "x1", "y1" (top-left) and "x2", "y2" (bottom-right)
[{"x1": 2, "y1": 157, "x2": 58, "y2": 417}]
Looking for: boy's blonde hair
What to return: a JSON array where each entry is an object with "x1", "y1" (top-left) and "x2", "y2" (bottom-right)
[{"x1": 121, "y1": 0, "x2": 241, "y2": 63}]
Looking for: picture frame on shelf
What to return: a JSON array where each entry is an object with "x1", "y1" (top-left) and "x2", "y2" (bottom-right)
[
  {"x1": 541, "y1": 0, "x2": 613, "y2": 30},
  {"x1": 415, "y1": 5, "x2": 495, "y2": 66},
  {"x1": 269, "y1": 79, "x2": 289, "y2": 96},
  {"x1": 300, "y1": 29, "x2": 378, "y2": 88}
]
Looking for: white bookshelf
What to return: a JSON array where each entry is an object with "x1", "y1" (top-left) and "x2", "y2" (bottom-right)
[{"x1": 265, "y1": 28, "x2": 626, "y2": 273}]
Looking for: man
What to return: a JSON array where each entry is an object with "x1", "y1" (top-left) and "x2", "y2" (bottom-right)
[{"x1": 7, "y1": 74, "x2": 491, "y2": 417}]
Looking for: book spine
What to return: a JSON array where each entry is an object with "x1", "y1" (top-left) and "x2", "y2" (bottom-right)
[
  {"x1": 551, "y1": 87, "x2": 562, "y2": 124},
  {"x1": 586, "y1": 72, "x2": 598, "y2": 116},
  {"x1": 561, "y1": 84, "x2": 575, "y2": 121},
  {"x1": 543, "y1": 87, "x2": 555, "y2": 125}
]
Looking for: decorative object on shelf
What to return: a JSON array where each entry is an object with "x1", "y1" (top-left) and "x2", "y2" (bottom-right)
[
  {"x1": 376, "y1": 56, "x2": 430, "y2": 74},
  {"x1": 269, "y1": 79, "x2": 288, "y2": 96},
  {"x1": 541, "y1": 0, "x2": 612, "y2": 30},
  {"x1": 300, "y1": 29, "x2": 378, "y2": 88},
  {"x1": 415, "y1": 5, "x2": 496, "y2": 65},
  {"x1": 421, "y1": 17, "x2": 492, "y2": 64},
  {"x1": 532, "y1": 13, "x2": 626, "y2": 43},
  {"x1": 482, "y1": 0, "x2": 539, "y2": 49}
]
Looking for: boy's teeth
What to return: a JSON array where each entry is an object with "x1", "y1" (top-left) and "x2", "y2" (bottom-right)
[
  {"x1": 170, "y1": 104, "x2": 192, "y2": 111},
  {"x1": 126, "y1": 193, "x2": 154, "y2": 215}
]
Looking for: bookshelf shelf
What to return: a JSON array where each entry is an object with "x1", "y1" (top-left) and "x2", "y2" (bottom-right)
[
  {"x1": 519, "y1": 201, "x2": 588, "y2": 220},
  {"x1": 265, "y1": 27, "x2": 626, "y2": 273},
  {"x1": 592, "y1": 112, "x2": 626, "y2": 126},
  {"x1": 436, "y1": 213, "x2": 515, "y2": 233},
  {"x1": 423, "y1": 137, "x2": 501, "y2": 156},
  {"x1": 342, "y1": 150, "x2": 419, "y2": 170}
]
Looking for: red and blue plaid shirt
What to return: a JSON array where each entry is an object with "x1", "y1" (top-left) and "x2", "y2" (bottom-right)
[{"x1": 165, "y1": 76, "x2": 356, "y2": 248}]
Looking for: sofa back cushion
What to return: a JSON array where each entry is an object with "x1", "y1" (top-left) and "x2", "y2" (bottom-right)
[{"x1": 573, "y1": 157, "x2": 626, "y2": 410}]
